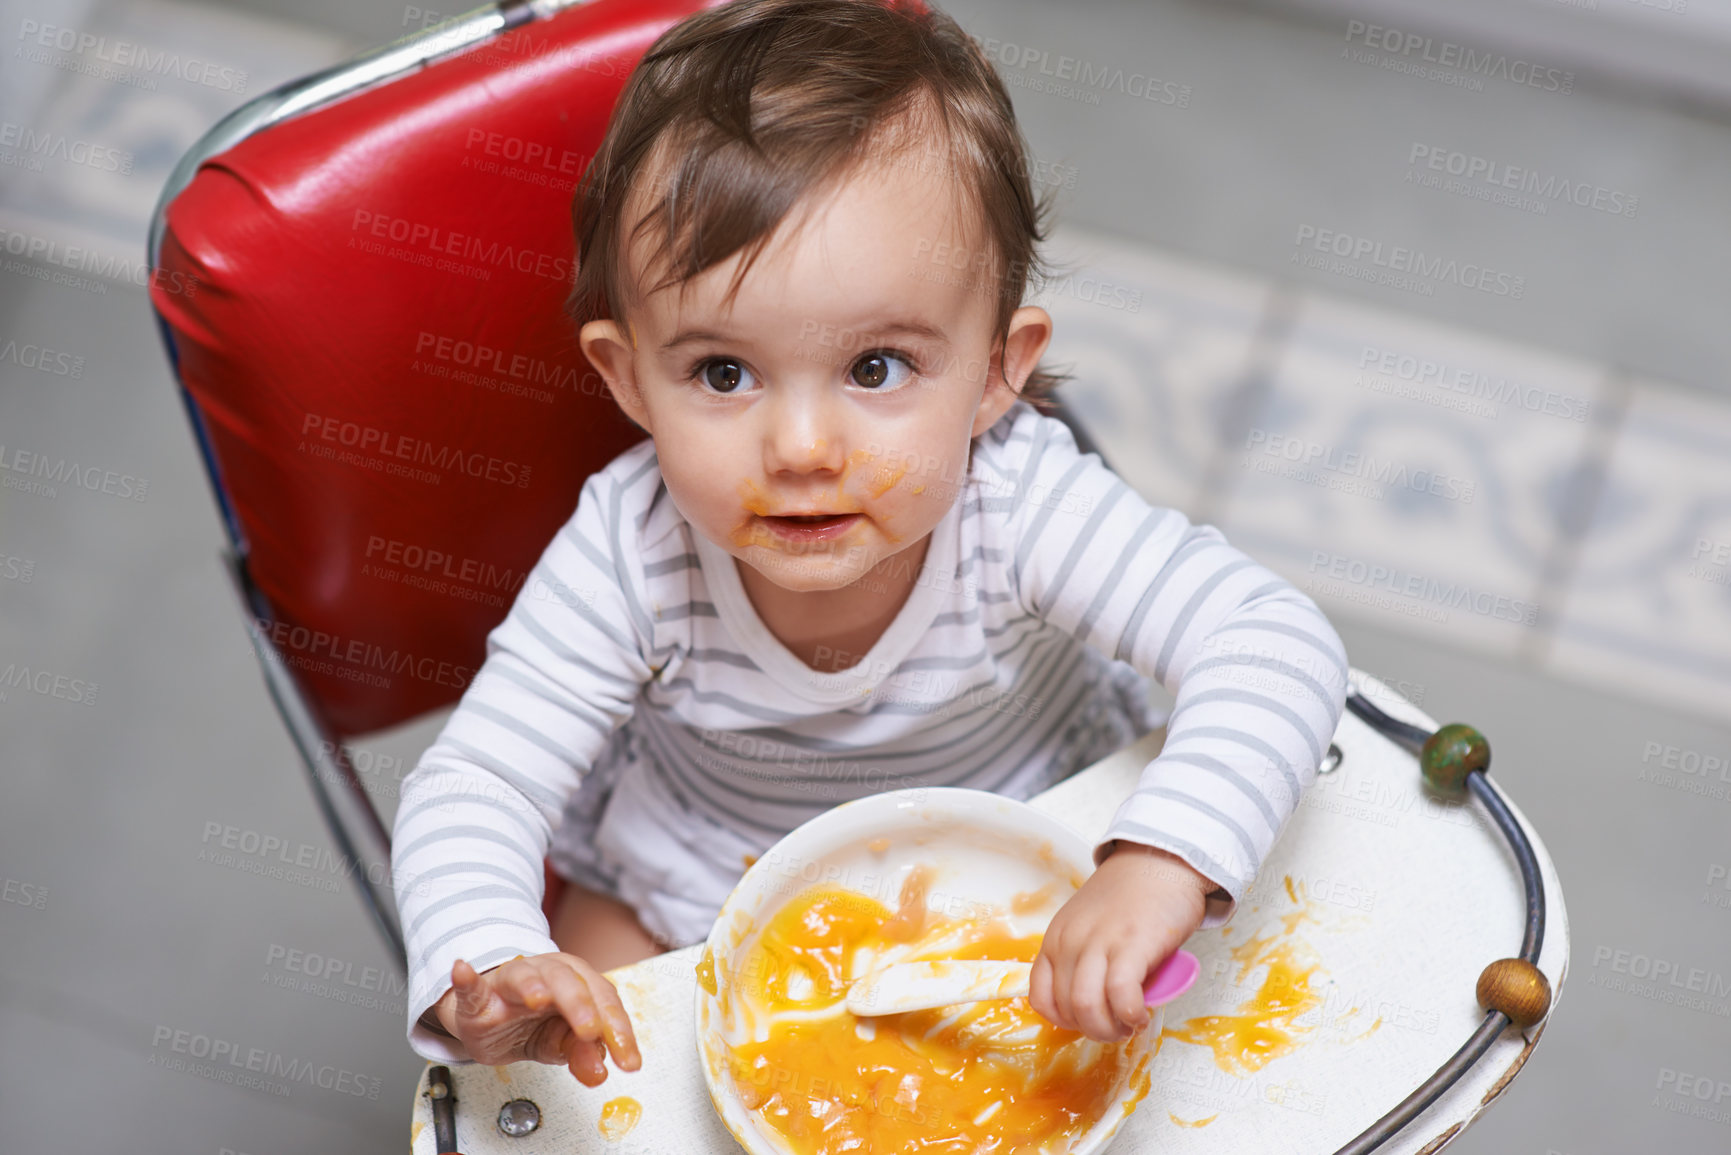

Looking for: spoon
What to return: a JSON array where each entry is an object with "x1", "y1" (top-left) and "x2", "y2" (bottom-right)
[{"x1": 845, "y1": 949, "x2": 1200, "y2": 1018}]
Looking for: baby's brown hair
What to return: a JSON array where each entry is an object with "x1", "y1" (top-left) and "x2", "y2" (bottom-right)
[{"x1": 564, "y1": 0, "x2": 1072, "y2": 413}]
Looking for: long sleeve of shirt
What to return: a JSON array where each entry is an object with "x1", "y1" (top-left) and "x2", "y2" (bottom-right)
[
  {"x1": 391, "y1": 462, "x2": 656, "y2": 1064},
  {"x1": 990, "y1": 405, "x2": 1349, "y2": 928}
]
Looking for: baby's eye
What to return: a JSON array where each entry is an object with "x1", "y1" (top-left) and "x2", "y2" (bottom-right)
[
  {"x1": 692, "y1": 357, "x2": 757, "y2": 396},
  {"x1": 849, "y1": 350, "x2": 916, "y2": 391}
]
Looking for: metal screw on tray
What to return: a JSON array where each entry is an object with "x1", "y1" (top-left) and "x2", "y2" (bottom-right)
[{"x1": 498, "y1": 1099, "x2": 542, "y2": 1137}]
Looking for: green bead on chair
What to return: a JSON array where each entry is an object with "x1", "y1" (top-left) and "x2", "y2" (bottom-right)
[{"x1": 1420, "y1": 723, "x2": 1491, "y2": 797}]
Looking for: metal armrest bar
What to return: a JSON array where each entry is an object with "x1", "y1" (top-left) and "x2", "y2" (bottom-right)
[
  {"x1": 1341, "y1": 689, "x2": 1433, "y2": 755},
  {"x1": 1331, "y1": 688, "x2": 1548, "y2": 1154}
]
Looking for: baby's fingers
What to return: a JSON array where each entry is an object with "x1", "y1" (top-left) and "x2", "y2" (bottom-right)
[
  {"x1": 562, "y1": 1032, "x2": 609, "y2": 1088},
  {"x1": 449, "y1": 958, "x2": 502, "y2": 1024},
  {"x1": 1041, "y1": 935, "x2": 1082, "y2": 1033},
  {"x1": 1105, "y1": 949, "x2": 1153, "y2": 1036},
  {"x1": 541, "y1": 961, "x2": 641, "y2": 1075},
  {"x1": 570, "y1": 959, "x2": 641, "y2": 1072},
  {"x1": 1028, "y1": 952, "x2": 1058, "y2": 1026},
  {"x1": 1066, "y1": 949, "x2": 1119, "y2": 1041},
  {"x1": 488, "y1": 963, "x2": 552, "y2": 1014},
  {"x1": 535, "y1": 963, "x2": 602, "y2": 1059}
]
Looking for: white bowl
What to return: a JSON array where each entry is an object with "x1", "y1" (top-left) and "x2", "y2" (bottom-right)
[{"x1": 695, "y1": 787, "x2": 1159, "y2": 1155}]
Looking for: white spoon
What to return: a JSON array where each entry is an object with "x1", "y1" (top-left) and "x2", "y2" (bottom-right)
[{"x1": 845, "y1": 950, "x2": 1200, "y2": 1018}]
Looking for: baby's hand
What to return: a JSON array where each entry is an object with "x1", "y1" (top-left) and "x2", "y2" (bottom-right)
[
  {"x1": 1029, "y1": 844, "x2": 1213, "y2": 1042},
  {"x1": 431, "y1": 954, "x2": 642, "y2": 1086}
]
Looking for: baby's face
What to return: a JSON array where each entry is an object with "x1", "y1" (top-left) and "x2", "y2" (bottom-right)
[{"x1": 580, "y1": 145, "x2": 1051, "y2": 595}]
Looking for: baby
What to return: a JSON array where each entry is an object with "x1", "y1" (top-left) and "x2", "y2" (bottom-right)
[{"x1": 393, "y1": 0, "x2": 1347, "y2": 1094}]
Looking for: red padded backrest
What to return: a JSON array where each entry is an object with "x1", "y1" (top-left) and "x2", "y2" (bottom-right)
[{"x1": 150, "y1": 0, "x2": 729, "y2": 737}]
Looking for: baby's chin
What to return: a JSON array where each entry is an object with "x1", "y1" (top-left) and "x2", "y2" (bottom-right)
[{"x1": 739, "y1": 549, "x2": 876, "y2": 594}]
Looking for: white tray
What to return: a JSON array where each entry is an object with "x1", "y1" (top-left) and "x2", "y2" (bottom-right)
[{"x1": 408, "y1": 670, "x2": 1569, "y2": 1154}]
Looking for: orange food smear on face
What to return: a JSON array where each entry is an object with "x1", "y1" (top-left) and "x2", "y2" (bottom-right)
[
  {"x1": 598, "y1": 1096, "x2": 642, "y2": 1140},
  {"x1": 739, "y1": 479, "x2": 772, "y2": 517},
  {"x1": 723, "y1": 882, "x2": 1134, "y2": 1154},
  {"x1": 731, "y1": 479, "x2": 772, "y2": 551},
  {"x1": 729, "y1": 461, "x2": 886, "y2": 554},
  {"x1": 865, "y1": 457, "x2": 907, "y2": 498}
]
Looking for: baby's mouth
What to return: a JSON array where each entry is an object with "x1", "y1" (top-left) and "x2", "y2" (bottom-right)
[{"x1": 759, "y1": 512, "x2": 862, "y2": 540}]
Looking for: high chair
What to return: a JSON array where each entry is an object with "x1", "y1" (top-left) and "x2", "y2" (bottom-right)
[{"x1": 147, "y1": 2, "x2": 1568, "y2": 1151}]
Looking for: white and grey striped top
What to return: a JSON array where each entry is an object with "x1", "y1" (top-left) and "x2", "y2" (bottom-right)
[{"x1": 393, "y1": 399, "x2": 1348, "y2": 1063}]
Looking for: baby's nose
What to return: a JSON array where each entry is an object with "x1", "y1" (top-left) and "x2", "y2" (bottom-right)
[
  {"x1": 765, "y1": 401, "x2": 849, "y2": 475},
  {"x1": 775, "y1": 437, "x2": 847, "y2": 477}
]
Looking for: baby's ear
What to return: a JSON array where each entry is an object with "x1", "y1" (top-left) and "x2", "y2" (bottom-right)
[
  {"x1": 999, "y1": 306, "x2": 1053, "y2": 391},
  {"x1": 580, "y1": 319, "x2": 651, "y2": 432},
  {"x1": 971, "y1": 307, "x2": 1050, "y2": 436}
]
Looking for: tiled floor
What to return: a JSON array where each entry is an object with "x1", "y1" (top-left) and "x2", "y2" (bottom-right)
[
  {"x1": 2, "y1": 0, "x2": 1728, "y2": 1152},
  {"x1": 1038, "y1": 227, "x2": 1731, "y2": 730}
]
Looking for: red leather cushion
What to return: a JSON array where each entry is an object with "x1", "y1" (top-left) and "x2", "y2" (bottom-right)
[{"x1": 150, "y1": 0, "x2": 728, "y2": 737}]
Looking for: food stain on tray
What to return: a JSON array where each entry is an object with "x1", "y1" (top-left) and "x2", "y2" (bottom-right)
[
  {"x1": 1168, "y1": 1112, "x2": 1217, "y2": 1127},
  {"x1": 598, "y1": 1096, "x2": 642, "y2": 1140},
  {"x1": 718, "y1": 867, "x2": 1139, "y2": 1153},
  {"x1": 606, "y1": 965, "x2": 671, "y2": 1052},
  {"x1": 1160, "y1": 875, "x2": 1330, "y2": 1077}
]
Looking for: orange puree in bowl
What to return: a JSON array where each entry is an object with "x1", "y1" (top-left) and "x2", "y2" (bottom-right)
[{"x1": 721, "y1": 882, "x2": 1133, "y2": 1154}]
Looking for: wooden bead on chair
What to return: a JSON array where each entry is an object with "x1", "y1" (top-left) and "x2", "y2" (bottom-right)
[{"x1": 1477, "y1": 957, "x2": 1552, "y2": 1029}]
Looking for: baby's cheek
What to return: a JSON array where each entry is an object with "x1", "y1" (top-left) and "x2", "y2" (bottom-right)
[
  {"x1": 900, "y1": 470, "x2": 967, "y2": 518},
  {"x1": 672, "y1": 485, "x2": 746, "y2": 544},
  {"x1": 864, "y1": 456, "x2": 908, "y2": 495}
]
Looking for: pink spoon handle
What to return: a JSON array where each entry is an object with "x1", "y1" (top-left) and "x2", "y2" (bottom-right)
[{"x1": 1142, "y1": 949, "x2": 1200, "y2": 1008}]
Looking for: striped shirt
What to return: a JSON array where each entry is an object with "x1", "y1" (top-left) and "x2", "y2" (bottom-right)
[{"x1": 393, "y1": 399, "x2": 1348, "y2": 1062}]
